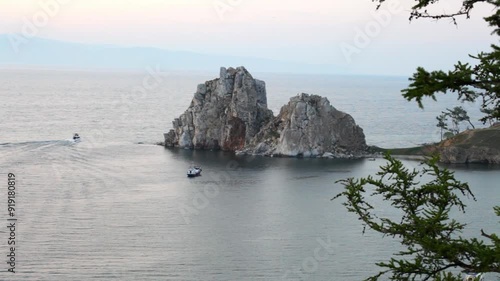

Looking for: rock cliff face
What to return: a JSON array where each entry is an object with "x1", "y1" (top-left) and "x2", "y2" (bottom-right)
[
  {"x1": 436, "y1": 124, "x2": 500, "y2": 164},
  {"x1": 241, "y1": 93, "x2": 367, "y2": 157},
  {"x1": 164, "y1": 67, "x2": 368, "y2": 158},
  {"x1": 164, "y1": 67, "x2": 273, "y2": 151}
]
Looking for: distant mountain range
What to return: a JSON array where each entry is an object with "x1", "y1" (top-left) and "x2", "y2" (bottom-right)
[{"x1": 0, "y1": 34, "x2": 341, "y2": 74}]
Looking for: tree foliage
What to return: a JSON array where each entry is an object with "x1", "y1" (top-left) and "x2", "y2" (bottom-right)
[
  {"x1": 334, "y1": 154, "x2": 500, "y2": 281},
  {"x1": 372, "y1": 0, "x2": 500, "y2": 124},
  {"x1": 447, "y1": 106, "x2": 475, "y2": 131},
  {"x1": 436, "y1": 113, "x2": 449, "y2": 140},
  {"x1": 437, "y1": 106, "x2": 475, "y2": 138},
  {"x1": 335, "y1": 1, "x2": 500, "y2": 280},
  {"x1": 335, "y1": 2, "x2": 500, "y2": 280}
]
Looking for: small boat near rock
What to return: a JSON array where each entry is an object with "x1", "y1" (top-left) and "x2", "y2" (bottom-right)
[
  {"x1": 463, "y1": 272, "x2": 484, "y2": 281},
  {"x1": 187, "y1": 166, "x2": 202, "y2": 177}
]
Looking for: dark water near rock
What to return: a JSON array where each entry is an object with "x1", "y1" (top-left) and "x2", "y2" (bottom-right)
[{"x1": 0, "y1": 69, "x2": 498, "y2": 280}]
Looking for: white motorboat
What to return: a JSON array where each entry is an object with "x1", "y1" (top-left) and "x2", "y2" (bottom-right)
[
  {"x1": 73, "y1": 133, "x2": 81, "y2": 142},
  {"x1": 187, "y1": 166, "x2": 202, "y2": 177},
  {"x1": 463, "y1": 272, "x2": 484, "y2": 281}
]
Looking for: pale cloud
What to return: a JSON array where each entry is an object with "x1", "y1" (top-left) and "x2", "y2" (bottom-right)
[
  {"x1": 0, "y1": 0, "x2": 497, "y2": 75},
  {"x1": 0, "y1": 0, "x2": 400, "y2": 26}
]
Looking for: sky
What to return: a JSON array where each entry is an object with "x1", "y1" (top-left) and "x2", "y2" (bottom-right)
[{"x1": 0, "y1": 0, "x2": 498, "y2": 75}]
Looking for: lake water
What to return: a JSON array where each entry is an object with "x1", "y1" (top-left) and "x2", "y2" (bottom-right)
[{"x1": 0, "y1": 69, "x2": 498, "y2": 280}]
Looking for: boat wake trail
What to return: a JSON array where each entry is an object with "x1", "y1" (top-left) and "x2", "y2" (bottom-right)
[
  {"x1": 0, "y1": 139, "x2": 78, "y2": 147},
  {"x1": 0, "y1": 139, "x2": 79, "y2": 168}
]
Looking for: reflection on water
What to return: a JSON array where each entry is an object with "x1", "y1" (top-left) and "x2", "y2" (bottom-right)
[{"x1": 0, "y1": 141, "x2": 497, "y2": 280}]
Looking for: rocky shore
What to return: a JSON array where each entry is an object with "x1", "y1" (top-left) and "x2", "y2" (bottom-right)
[{"x1": 375, "y1": 123, "x2": 500, "y2": 164}]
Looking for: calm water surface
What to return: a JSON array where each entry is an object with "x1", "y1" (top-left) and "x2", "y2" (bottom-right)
[{"x1": 0, "y1": 69, "x2": 498, "y2": 280}]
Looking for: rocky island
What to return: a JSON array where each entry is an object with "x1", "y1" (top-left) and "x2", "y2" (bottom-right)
[{"x1": 164, "y1": 67, "x2": 368, "y2": 158}]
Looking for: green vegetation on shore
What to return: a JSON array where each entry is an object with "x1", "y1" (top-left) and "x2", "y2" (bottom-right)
[{"x1": 335, "y1": 0, "x2": 500, "y2": 278}]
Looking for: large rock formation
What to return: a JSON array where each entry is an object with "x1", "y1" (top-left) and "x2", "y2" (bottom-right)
[
  {"x1": 164, "y1": 67, "x2": 368, "y2": 158},
  {"x1": 164, "y1": 66, "x2": 273, "y2": 151},
  {"x1": 240, "y1": 93, "x2": 367, "y2": 157}
]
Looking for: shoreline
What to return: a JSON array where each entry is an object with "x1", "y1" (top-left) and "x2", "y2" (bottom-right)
[{"x1": 159, "y1": 123, "x2": 500, "y2": 165}]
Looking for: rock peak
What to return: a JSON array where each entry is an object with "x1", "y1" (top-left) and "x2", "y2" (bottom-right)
[
  {"x1": 164, "y1": 66, "x2": 273, "y2": 151},
  {"x1": 243, "y1": 92, "x2": 366, "y2": 157}
]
